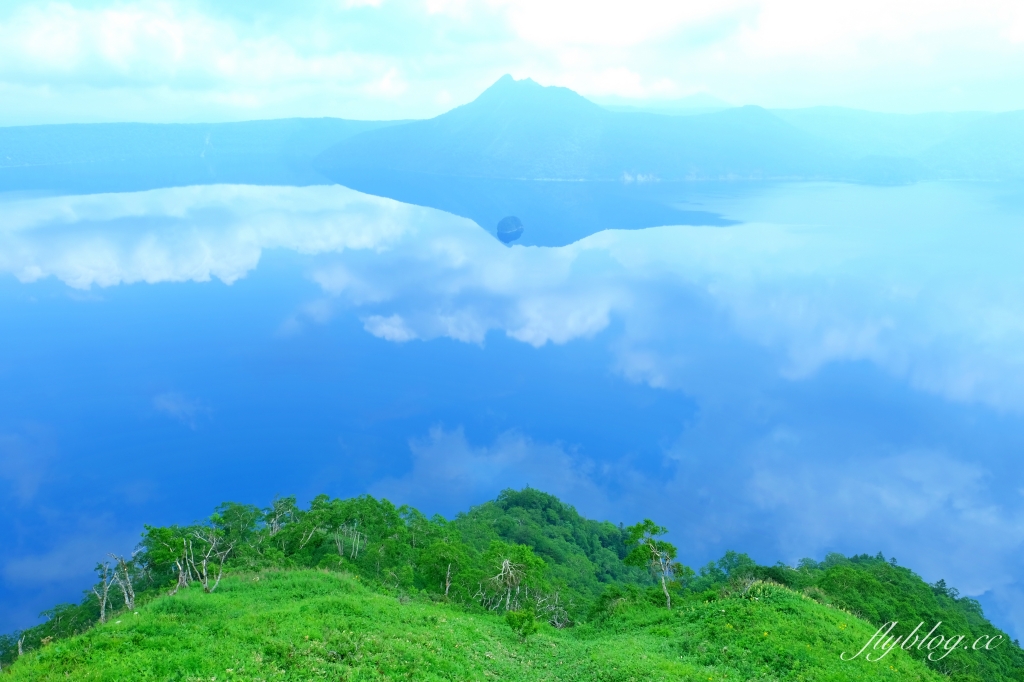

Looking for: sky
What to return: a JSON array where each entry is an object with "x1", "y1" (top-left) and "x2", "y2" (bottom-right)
[{"x1": 2, "y1": 0, "x2": 1024, "y2": 126}]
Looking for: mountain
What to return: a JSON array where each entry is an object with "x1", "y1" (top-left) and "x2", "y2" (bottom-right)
[
  {"x1": 5, "y1": 77, "x2": 1024, "y2": 247},
  {"x1": 3, "y1": 489, "x2": 1022, "y2": 681},
  {"x1": 312, "y1": 76, "x2": 1024, "y2": 245},
  {"x1": 316, "y1": 76, "x2": 1024, "y2": 190},
  {"x1": 920, "y1": 110, "x2": 1024, "y2": 179},
  {"x1": 311, "y1": 76, "x2": 853, "y2": 245},
  {"x1": 771, "y1": 107, "x2": 988, "y2": 158},
  {"x1": 316, "y1": 75, "x2": 843, "y2": 183},
  {"x1": 0, "y1": 118, "x2": 403, "y2": 194}
]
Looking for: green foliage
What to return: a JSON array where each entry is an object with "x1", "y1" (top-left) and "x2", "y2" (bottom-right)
[
  {"x1": 419, "y1": 535, "x2": 471, "y2": 599},
  {"x1": 453, "y1": 488, "x2": 649, "y2": 604},
  {"x1": 3, "y1": 569, "x2": 950, "y2": 681},
  {"x1": 3, "y1": 489, "x2": 1022, "y2": 682},
  {"x1": 624, "y1": 519, "x2": 681, "y2": 609},
  {"x1": 505, "y1": 605, "x2": 539, "y2": 642},
  {"x1": 685, "y1": 551, "x2": 1024, "y2": 682}
]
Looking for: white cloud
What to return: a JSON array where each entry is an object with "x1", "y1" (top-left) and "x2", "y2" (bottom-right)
[
  {"x1": 153, "y1": 391, "x2": 210, "y2": 428},
  {"x1": 492, "y1": 0, "x2": 753, "y2": 49},
  {"x1": 3, "y1": 526, "x2": 138, "y2": 585},
  {"x1": 0, "y1": 428, "x2": 55, "y2": 504},
  {"x1": 0, "y1": 184, "x2": 438, "y2": 288},
  {"x1": 0, "y1": 2, "x2": 377, "y2": 88},
  {"x1": 364, "y1": 421, "x2": 1024, "y2": 638},
  {"x1": 369, "y1": 426, "x2": 617, "y2": 517},
  {"x1": 363, "y1": 313, "x2": 418, "y2": 342},
  {"x1": 2, "y1": 0, "x2": 1024, "y2": 123}
]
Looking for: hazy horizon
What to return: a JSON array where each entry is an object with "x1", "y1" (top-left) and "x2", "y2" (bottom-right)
[{"x1": 2, "y1": 1, "x2": 1024, "y2": 127}]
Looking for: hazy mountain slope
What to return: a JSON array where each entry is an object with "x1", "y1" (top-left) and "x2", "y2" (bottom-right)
[
  {"x1": 772, "y1": 107, "x2": 987, "y2": 158},
  {"x1": 318, "y1": 76, "x2": 611, "y2": 180},
  {"x1": 3, "y1": 569, "x2": 944, "y2": 682},
  {"x1": 0, "y1": 118, "x2": 402, "y2": 193},
  {"x1": 919, "y1": 110, "x2": 1024, "y2": 179}
]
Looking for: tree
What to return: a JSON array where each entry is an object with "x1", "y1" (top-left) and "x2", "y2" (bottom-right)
[
  {"x1": 91, "y1": 562, "x2": 115, "y2": 624},
  {"x1": 624, "y1": 519, "x2": 680, "y2": 610},
  {"x1": 421, "y1": 537, "x2": 471, "y2": 598},
  {"x1": 211, "y1": 502, "x2": 264, "y2": 566},
  {"x1": 109, "y1": 553, "x2": 137, "y2": 611},
  {"x1": 187, "y1": 526, "x2": 236, "y2": 593},
  {"x1": 264, "y1": 496, "x2": 298, "y2": 552},
  {"x1": 476, "y1": 541, "x2": 547, "y2": 612}
]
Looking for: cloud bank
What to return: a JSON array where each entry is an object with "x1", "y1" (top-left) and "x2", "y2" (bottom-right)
[{"x1": 2, "y1": 0, "x2": 1024, "y2": 124}]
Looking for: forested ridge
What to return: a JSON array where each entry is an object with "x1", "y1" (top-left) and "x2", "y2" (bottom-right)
[{"x1": 2, "y1": 488, "x2": 1021, "y2": 681}]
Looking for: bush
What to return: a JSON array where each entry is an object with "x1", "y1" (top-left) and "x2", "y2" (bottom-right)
[{"x1": 505, "y1": 605, "x2": 538, "y2": 641}]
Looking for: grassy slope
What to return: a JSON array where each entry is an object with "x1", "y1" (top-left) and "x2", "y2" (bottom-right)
[{"x1": 6, "y1": 570, "x2": 942, "y2": 682}]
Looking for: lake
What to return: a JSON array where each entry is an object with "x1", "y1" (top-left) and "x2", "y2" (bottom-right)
[{"x1": 2, "y1": 178, "x2": 1024, "y2": 639}]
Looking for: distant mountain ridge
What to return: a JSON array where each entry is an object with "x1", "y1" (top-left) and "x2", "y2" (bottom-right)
[
  {"x1": 317, "y1": 75, "x2": 848, "y2": 183},
  {"x1": 0, "y1": 118, "x2": 403, "y2": 193},
  {"x1": 317, "y1": 75, "x2": 1024, "y2": 186},
  {"x1": 3, "y1": 77, "x2": 1023, "y2": 245},
  {"x1": 3, "y1": 77, "x2": 1022, "y2": 195}
]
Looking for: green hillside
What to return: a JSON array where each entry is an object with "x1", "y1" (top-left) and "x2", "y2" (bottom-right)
[
  {"x1": 2, "y1": 489, "x2": 1021, "y2": 681},
  {"x1": 1, "y1": 570, "x2": 942, "y2": 682}
]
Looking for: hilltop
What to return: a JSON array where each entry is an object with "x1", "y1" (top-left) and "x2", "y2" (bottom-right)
[
  {"x1": 1, "y1": 570, "x2": 943, "y2": 681},
  {"x1": 2, "y1": 488, "x2": 1021, "y2": 681}
]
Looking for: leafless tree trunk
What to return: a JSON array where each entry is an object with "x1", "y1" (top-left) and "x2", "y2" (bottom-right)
[
  {"x1": 474, "y1": 557, "x2": 526, "y2": 612},
  {"x1": 332, "y1": 524, "x2": 365, "y2": 560},
  {"x1": 109, "y1": 554, "x2": 136, "y2": 610},
  {"x1": 333, "y1": 528, "x2": 345, "y2": 558},
  {"x1": 166, "y1": 538, "x2": 194, "y2": 596},
  {"x1": 188, "y1": 528, "x2": 236, "y2": 593},
  {"x1": 265, "y1": 498, "x2": 295, "y2": 538},
  {"x1": 17, "y1": 637, "x2": 23, "y2": 657},
  {"x1": 171, "y1": 554, "x2": 189, "y2": 595},
  {"x1": 654, "y1": 550, "x2": 674, "y2": 610},
  {"x1": 351, "y1": 526, "x2": 363, "y2": 558},
  {"x1": 444, "y1": 563, "x2": 452, "y2": 597},
  {"x1": 92, "y1": 562, "x2": 115, "y2": 624},
  {"x1": 494, "y1": 558, "x2": 524, "y2": 611},
  {"x1": 299, "y1": 523, "x2": 323, "y2": 550}
]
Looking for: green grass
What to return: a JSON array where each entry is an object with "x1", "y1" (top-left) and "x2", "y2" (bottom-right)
[{"x1": 5, "y1": 569, "x2": 943, "y2": 681}]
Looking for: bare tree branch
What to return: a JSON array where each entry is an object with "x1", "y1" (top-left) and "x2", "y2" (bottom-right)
[
  {"x1": 91, "y1": 562, "x2": 115, "y2": 624},
  {"x1": 109, "y1": 553, "x2": 136, "y2": 611}
]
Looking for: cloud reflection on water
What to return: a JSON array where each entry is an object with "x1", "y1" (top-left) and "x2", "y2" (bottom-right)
[{"x1": 5, "y1": 182, "x2": 1023, "y2": 410}]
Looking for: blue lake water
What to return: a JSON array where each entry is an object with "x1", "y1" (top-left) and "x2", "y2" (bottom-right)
[{"x1": 2, "y1": 180, "x2": 1024, "y2": 638}]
